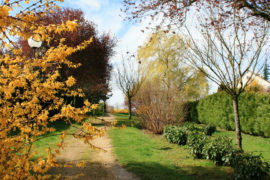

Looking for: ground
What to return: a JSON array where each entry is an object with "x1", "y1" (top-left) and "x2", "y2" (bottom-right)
[{"x1": 49, "y1": 114, "x2": 139, "y2": 180}]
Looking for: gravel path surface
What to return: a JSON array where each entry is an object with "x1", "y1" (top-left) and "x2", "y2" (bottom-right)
[{"x1": 50, "y1": 114, "x2": 139, "y2": 180}]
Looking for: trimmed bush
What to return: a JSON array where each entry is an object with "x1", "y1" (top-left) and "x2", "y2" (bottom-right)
[
  {"x1": 203, "y1": 136, "x2": 234, "y2": 165},
  {"x1": 188, "y1": 91, "x2": 270, "y2": 137},
  {"x1": 164, "y1": 124, "x2": 270, "y2": 179},
  {"x1": 187, "y1": 133, "x2": 209, "y2": 159},
  {"x1": 163, "y1": 126, "x2": 187, "y2": 145},
  {"x1": 204, "y1": 125, "x2": 216, "y2": 136},
  {"x1": 231, "y1": 153, "x2": 269, "y2": 180}
]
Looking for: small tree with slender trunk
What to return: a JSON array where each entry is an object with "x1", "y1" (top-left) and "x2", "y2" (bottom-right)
[
  {"x1": 185, "y1": 12, "x2": 269, "y2": 150},
  {"x1": 116, "y1": 54, "x2": 144, "y2": 119},
  {"x1": 263, "y1": 59, "x2": 269, "y2": 81}
]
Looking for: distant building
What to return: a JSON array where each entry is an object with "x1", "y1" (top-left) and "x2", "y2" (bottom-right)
[{"x1": 241, "y1": 72, "x2": 270, "y2": 92}]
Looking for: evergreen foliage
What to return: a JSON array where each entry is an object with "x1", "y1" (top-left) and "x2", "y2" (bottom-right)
[{"x1": 187, "y1": 92, "x2": 270, "y2": 137}]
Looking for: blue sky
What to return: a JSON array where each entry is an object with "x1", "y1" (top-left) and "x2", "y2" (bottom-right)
[
  {"x1": 60, "y1": 0, "x2": 149, "y2": 108},
  {"x1": 58, "y1": 1, "x2": 228, "y2": 108}
]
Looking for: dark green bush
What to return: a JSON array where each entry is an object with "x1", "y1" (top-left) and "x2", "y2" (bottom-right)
[
  {"x1": 204, "y1": 125, "x2": 216, "y2": 136},
  {"x1": 188, "y1": 91, "x2": 270, "y2": 137},
  {"x1": 203, "y1": 136, "x2": 234, "y2": 165},
  {"x1": 163, "y1": 126, "x2": 187, "y2": 145},
  {"x1": 231, "y1": 153, "x2": 269, "y2": 180},
  {"x1": 185, "y1": 101, "x2": 199, "y2": 123},
  {"x1": 187, "y1": 133, "x2": 209, "y2": 159}
]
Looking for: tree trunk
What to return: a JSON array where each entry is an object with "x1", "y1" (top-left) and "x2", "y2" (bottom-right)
[
  {"x1": 232, "y1": 95, "x2": 242, "y2": 150},
  {"x1": 128, "y1": 97, "x2": 132, "y2": 120},
  {"x1": 103, "y1": 100, "x2": 106, "y2": 114}
]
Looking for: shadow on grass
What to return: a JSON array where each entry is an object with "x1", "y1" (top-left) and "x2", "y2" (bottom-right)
[
  {"x1": 157, "y1": 147, "x2": 172, "y2": 151},
  {"x1": 48, "y1": 161, "x2": 115, "y2": 180},
  {"x1": 113, "y1": 113, "x2": 142, "y2": 128},
  {"x1": 124, "y1": 161, "x2": 233, "y2": 180}
]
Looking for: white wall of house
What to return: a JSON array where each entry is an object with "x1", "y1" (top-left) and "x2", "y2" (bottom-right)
[{"x1": 242, "y1": 72, "x2": 270, "y2": 91}]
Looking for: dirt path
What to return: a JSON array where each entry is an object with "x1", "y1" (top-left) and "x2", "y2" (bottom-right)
[{"x1": 50, "y1": 114, "x2": 139, "y2": 180}]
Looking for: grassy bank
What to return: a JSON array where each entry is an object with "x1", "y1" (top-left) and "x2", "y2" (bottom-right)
[
  {"x1": 109, "y1": 113, "x2": 270, "y2": 180},
  {"x1": 109, "y1": 127, "x2": 233, "y2": 180},
  {"x1": 213, "y1": 129, "x2": 270, "y2": 163},
  {"x1": 109, "y1": 114, "x2": 233, "y2": 180}
]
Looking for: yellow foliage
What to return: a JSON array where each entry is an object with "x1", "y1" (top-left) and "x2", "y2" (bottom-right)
[
  {"x1": 0, "y1": 1, "x2": 101, "y2": 179},
  {"x1": 137, "y1": 31, "x2": 208, "y2": 101}
]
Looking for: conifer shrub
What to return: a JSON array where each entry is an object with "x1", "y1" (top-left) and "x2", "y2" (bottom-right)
[{"x1": 187, "y1": 91, "x2": 270, "y2": 137}]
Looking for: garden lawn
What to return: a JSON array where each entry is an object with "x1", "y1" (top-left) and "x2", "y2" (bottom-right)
[
  {"x1": 113, "y1": 113, "x2": 140, "y2": 127},
  {"x1": 109, "y1": 114, "x2": 233, "y2": 180},
  {"x1": 213, "y1": 129, "x2": 270, "y2": 163}
]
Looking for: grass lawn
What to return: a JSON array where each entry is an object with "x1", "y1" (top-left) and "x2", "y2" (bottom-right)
[
  {"x1": 109, "y1": 113, "x2": 270, "y2": 180},
  {"x1": 213, "y1": 129, "x2": 270, "y2": 163},
  {"x1": 109, "y1": 114, "x2": 233, "y2": 180},
  {"x1": 113, "y1": 113, "x2": 140, "y2": 127}
]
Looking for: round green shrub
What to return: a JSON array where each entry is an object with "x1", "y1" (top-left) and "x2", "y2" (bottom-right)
[
  {"x1": 231, "y1": 153, "x2": 269, "y2": 180},
  {"x1": 163, "y1": 126, "x2": 187, "y2": 145},
  {"x1": 187, "y1": 133, "x2": 209, "y2": 159},
  {"x1": 202, "y1": 136, "x2": 234, "y2": 165}
]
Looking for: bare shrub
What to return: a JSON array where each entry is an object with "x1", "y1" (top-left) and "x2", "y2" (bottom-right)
[{"x1": 135, "y1": 80, "x2": 186, "y2": 134}]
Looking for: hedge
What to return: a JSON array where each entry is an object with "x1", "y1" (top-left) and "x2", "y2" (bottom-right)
[{"x1": 187, "y1": 91, "x2": 270, "y2": 137}]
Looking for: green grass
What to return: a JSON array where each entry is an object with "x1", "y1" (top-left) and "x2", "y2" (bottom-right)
[
  {"x1": 113, "y1": 113, "x2": 140, "y2": 127},
  {"x1": 32, "y1": 120, "x2": 82, "y2": 159},
  {"x1": 109, "y1": 114, "x2": 233, "y2": 180},
  {"x1": 109, "y1": 113, "x2": 270, "y2": 180},
  {"x1": 213, "y1": 129, "x2": 270, "y2": 163},
  {"x1": 32, "y1": 116, "x2": 105, "y2": 159}
]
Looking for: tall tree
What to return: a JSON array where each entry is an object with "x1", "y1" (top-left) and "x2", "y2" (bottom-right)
[
  {"x1": 137, "y1": 31, "x2": 208, "y2": 101},
  {"x1": 185, "y1": 12, "x2": 268, "y2": 150},
  {"x1": 19, "y1": 8, "x2": 116, "y2": 103},
  {"x1": 116, "y1": 54, "x2": 144, "y2": 120}
]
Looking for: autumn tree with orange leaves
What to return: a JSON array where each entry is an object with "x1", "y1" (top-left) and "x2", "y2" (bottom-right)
[
  {"x1": 0, "y1": 0, "x2": 103, "y2": 179},
  {"x1": 18, "y1": 8, "x2": 116, "y2": 104}
]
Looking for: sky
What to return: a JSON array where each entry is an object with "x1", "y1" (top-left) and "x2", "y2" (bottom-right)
[
  {"x1": 60, "y1": 0, "x2": 220, "y2": 108},
  {"x1": 60, "y1": 0, "x2": 151, "y2": 108}
]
